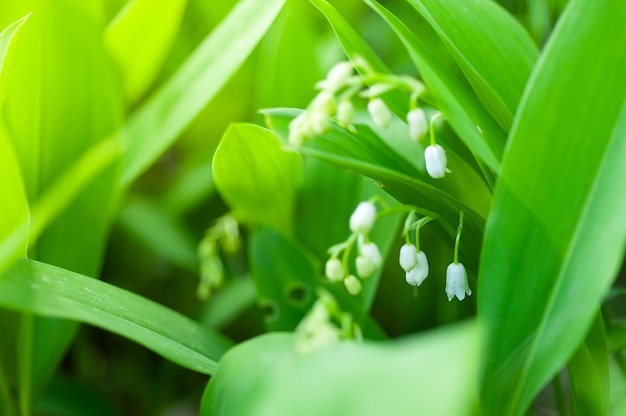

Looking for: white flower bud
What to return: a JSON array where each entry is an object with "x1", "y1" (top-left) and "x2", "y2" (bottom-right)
[
  {"x1": 337, "y1": 100, "x2": 353, "y2": 127},
  {"x1": 399, "y1": 244, "x2": 418, "y2": 272},
  {"x1": 311, "y1": 90, "x2": 336, "y2": 114},
  {"x1": 368, "y1": 98, "x2": 393, "y2": 129},
  {"x1": 407, "y1": 108, "x2": 428, "y2": 142},
  {"x1": 310, "y1": 110, "x2": 331, "y2": 135},
  {"x1": 355, "y1": 255, "x2": 376, "y2": 279},
  {"x1": 320, "y1": 61, "x2": 354, "y2": 92},
  {"x1": 359, "y1": 242, "x2": 382, "y2": 268},
  {"x1": 325, "y1": 258, "x2": 344, "y2": 282},
  {"x1": 349, "y1": 201, "x2": 376, "y2": 234},
  {"x1": 344, "y1": 274, "x2": 362, "y2": 295},
  {"x1": 405, "y1": 251, "x2": 429, "y2": 286},
  {"x1": 445, "y1": 262, "x2": 472, "y2": 301},
  {"x1": 424, "y1": 144, "x2": 447, "y2": 179},
  {"x1": 288, "y1": 113, "x2": 312, "y2": 146}
]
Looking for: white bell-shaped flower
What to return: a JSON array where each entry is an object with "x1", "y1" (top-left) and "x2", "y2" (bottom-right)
[
  {"x1": 368, "y1": 98, "x2": 393, "y2": 129},
  {"x1": 355, "y1": 255, "x2": 376, "y2": 279},
  {"x1": 445, "y1": 262, "x2": 472, "y2": 301},
  {"x1": 399, "y1": 244, "x2": 418, "y2": 272},
  {"x1": 325, "y1": 258, "x2": 344, "y2": 282},
  {"x1": 319, "y1": 61, "x2": 354, "y2": 93},
  {"x1": 310, "y1": 110, "x2": 331, "y2": 135},
  {"x1": 424, "y1": 144, "x2": 447, "y2": 179},
  {"x1": 337, "y1": 100, "x2": 354, "y2": 127},
  {"x1": 344, "y1": 274, "x2": 362, "y2": 295},
  {"x1": 407, "y1": 108, "x2": 428, "y2": 142},
  {"x1": 288, "y1": 113, "x2": 312, "y2": 146},
  {"x1": 349, "y1": 201, "x2": 376, "y2": 234},
  {"x1": 359, "y1": 242, "x2": 382, "y2": 268},
  {"x1": 405, "y1": 251, "x2": 429, "y2": 286}
]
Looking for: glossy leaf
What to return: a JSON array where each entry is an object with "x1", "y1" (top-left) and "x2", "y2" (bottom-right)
[
  {"x1": 364, "y1": 0, "x2": 505, "y2": 173},
  {"x1": 213, "y1": 123, "x2": 301, "y2": 235},
  {"x1": 104, "y1": 0, "x2": 187, "y2": 103},
  {"x1": 264, "y1": 109, "x2": 485, "y2": 273},
  {"x1": 120, "y1": 0, "x2": 285, "y2": 186},
  {"x1": 0, "y1": 13, "x2": 29, "y2": 107},
  {"x1": 407, "y1": 0, "x2": 538, "y2": 130},
  {"x1": 0, "y1": 259, "x2": 232, "y2": 375},
  {"x1": 478, "y1": 0, "x2": 626, "y2": 414},
  {"x1": 201, "y1": 323, "x2": 478, "y2": 415}
]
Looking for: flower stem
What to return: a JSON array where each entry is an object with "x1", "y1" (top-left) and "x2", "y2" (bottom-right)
[{"x1": 454, "y1": 211, "x2": 464, "y2": 264}]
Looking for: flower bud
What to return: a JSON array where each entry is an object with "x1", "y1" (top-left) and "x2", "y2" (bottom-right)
[
  {"x1": 344, "y1": 274, "x2": 362, "y2": 295},
  {"x1": 424, "y1": 144, "x2": 447, "y2": 179},
  {"x1": 337, "y1": 100, "x2": 354, "y2": 127},
  {"x1": 407, "y1": 108, "x2": 428, "y2": 142},
  {"x1": 355, "y1": 255, "x2": 376, "y2": 279},
  {"x1": 349, "y1": 201, "x2": 376, "y2": 234},
  {"x1": 310, "y1": 110, "x2": 331, "y2": 135},
  {"x1": 325, "y1": 258, "x2": 344, "y2": 282},
  {"x1": 321, "y1": 61, "x2": 354, "y2": 92},
  {"x1": 445, "y1": 262, "x2": 472, "y2": 301},
  {"x1": 359, "y1": 242, "x2": 382, "y2": 268},
  {"x1": 368, "y1": 98, "x2": 393, "y2": 129},
  {"x1": 288, "y1": 113, "x2": 312, "y2": 146},
  {"x1": 405, "y1": 251, "x2": 429, "y2": 286},
  {"x1": 311, "y1": 90, "x2": 336, "y2": 114},
  {"x1": 399, "y1": 244, "x2": 418, "y2": 272}
]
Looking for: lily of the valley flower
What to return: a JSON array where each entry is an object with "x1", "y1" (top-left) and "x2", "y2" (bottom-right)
[
  {"x1": 325, "y1": 257, "x2": 344, "y2": 282},
  {"x1": 407, "y1": 108, "x2": 428, "y2": 142},
  {"x1": 337, "y1": 100, "x2": 354, "y2": 127},
  {"x1": 349, "y1": 201, "x2": 377, "y2": 234},
  {"x1": 424, "y1": 144, "x2": 447, "y2": 179},
  {"x1": 445, "y1": 262, "x2": 472, "y2": 301},
  {"x1": 355, "y1": 255, "x2": 376, "y2": 279},
  {"x1": 399, "y1": 243, "x2": 418, "y2": 272},
  {"x1": 368, "y1": 98, "x2": 393, "y2": 129},
  {"x1": 406, "y1": 251, "x2": 429, "y2": 286},
  {"x1": 359, "y1": 242, "x2": 382, "y2": 268},
  {"x1": 317, "y1": 61, "x2": 354, "y2": 93},
  {"x1": 344, "y1": 274, "x2": 362, "y2": 295}
]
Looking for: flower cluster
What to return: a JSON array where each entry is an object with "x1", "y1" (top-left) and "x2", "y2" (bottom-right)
[
  {"x1": 324, "y1": 200, "x2": 383, "y2": 296},
  {"x1": 288, "y1": 57, "x2": 452, "y2": 179}
]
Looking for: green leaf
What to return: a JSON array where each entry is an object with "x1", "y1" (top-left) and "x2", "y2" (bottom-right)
[
  {"x1": 406, "y1": 0, "x2": 539, "y2": 130},
  {"x1": 478, "y1": 0, "x2": 626, "y2": 414},
  {"x1": 201, "y1": 322, "x2": 478, "y2": 415},
  {"x1": 120, "y1": 0, "x2": 285, "y2": 186},
  {"x1": 213, "y1": 123, "x2": 302, "y2": 234},
  {"x1": 265, "y1": 109, "x2": 485, "y2": 273},
  {"x1": 0, "y1": 13, "x2": 29, "y2": 109},
  {"x1": 0, "y1": 259, "x2": 232, "y2": 375},
  {"x1": 567, "y1": 313, "x2": 609, "y2": 416},
  {"x1": 364, "y1": 0, "x2": 505, "y2": 173},
  {"x1": 249, "y1": 227, "x2": 386, "y2": 339},
  {"x1": 104, "y1": 0, "x2": 187, "y2": 103}
]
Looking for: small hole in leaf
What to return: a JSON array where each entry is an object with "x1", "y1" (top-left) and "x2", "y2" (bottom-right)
[
  {"x1": 259, "y1": 300, "x2": 278, "y2": 322},
  {"x1": 285, "y1": 283, "x2": 310, "y2": 306}
]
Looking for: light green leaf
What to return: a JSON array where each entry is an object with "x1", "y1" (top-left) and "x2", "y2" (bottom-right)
[
  {"x1": 567, "y1": 313, "x2": 609, "y2": 416},
  {"x1": 407, "y1": 0, "x2": 539, "y2": 130},
  {"x1": 364, "y1": 0, "x2": 505, "y2": 173},
  {"x1": 0, "y1": 13, "x2": 29, "y2": 109},
  {"x1": 0, "y1": 259, "x2": 232, "y2": 375},
  {"x1": 120, "y1": 0, "x2": 285, "y2": 186},
  {"x1": 104, "y1": 0, "x2": 187, "y2": 103},
  {"x1": 478, "y1": 0, "x2": 626, "y2": 414},
  {"x1": 213, "y1": 123, "x2": 301, "y2": 235},
  {"x1": 201, "y1": 322, "x2": 478, "y2": 415}
]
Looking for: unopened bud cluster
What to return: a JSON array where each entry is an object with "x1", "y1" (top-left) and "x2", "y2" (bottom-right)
[
  {"x1": 324, "y1": 200, "x2": 383, "y2": 296},
  {"x1": 288, "y1": 57, "x2": 451, "y2": 179}
]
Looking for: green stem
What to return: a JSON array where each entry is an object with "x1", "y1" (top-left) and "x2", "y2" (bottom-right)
[
  {"x1": 18, "y1": 314, "x2": 32, "y2": 416},
  {"x1": 429, "y1": 112, "x2": 444, "y2": 146},
  {"x1": 453, "y1": 211, "x2": 464, "y2": 264}
]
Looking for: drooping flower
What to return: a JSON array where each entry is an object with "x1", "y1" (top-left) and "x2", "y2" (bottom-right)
[
  {"x1": 325, "y1": 258, "x2": 344, "y2": 282},
  {"x1": 349, "y1": 201, "x2": 377, "y2": 234},
  {"x1": 337, "y1": 100, "x2": 354, "y2": 127},
  {"x1": 359, "y1": 242, "x2": 382, "y2": 268},
  {"x1": 445, "y1": 262, "x2": 472, "y2": 301},
  {"x1": 424, "y1": 144, "x2": 447, "y2": 179},
  {"x1": 407, "y1": 108, "x2": 428, "y2": 142},
  {"x1": 344, "y1": 274, "x2": 362, "y2": 295},
  {"x1": 355, "y1": 255, "x2": 376, "y2": 279},
  {"x1": 317, "y1": 61, "x2": 354, "y2": 93},
  {"x1": 368, "y1": 98, "x2": 393, "y2": 129},
  {"x1": 288, "y1": 113, "x2": 312, "y2": 146},
  {"x1": 399, "y1": 243, "x2": 418, "y2": 272},
  {"x1": 406, "y1": 251, "x2": 429, "y2": 286}
]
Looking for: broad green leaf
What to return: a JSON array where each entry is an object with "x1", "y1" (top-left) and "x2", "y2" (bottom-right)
[
  {"x1": 567, "y1": 313, "x2": 609, "y2": 416},
  {"x1": 201, "y1": 322, "x2": 478, "y2": 415},
  {"x1": 104, "y1": 0, "x2": 187, "y2": 103},
  {"x1": 365, "y1": 0, "x2": 505, "y2": 173},
  {"x1": 0, "y1": 13, "x2": 29, "y2": 109},
  {"x1": 198, "y1": 277, "x2": 256, "y2": 330},
  {"x1": 407, "y1": 0, "x2": 539, "y2": 130},
  {"x1": 478, "y1": 0, "x2": 626, "y2": 414},
  {"x1": 249, "y1": 227, "x2": 386, "y2": 339},
  {"x1": 213, "y1": 123, "x2": 301, "y2": 235},
  {"x1": 120, "y1": 0, "x2": 285, "y2": 186},
  {"x1": 265, "y1": 109, "x2": 485, "y2": 273},
  {"x1": 0, "y1": 259, "x2": 232, "y2": 375}
]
